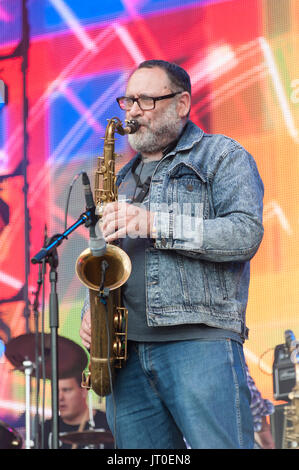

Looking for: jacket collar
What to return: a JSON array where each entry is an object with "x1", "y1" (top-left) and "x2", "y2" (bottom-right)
[{"x1": 166, "y1": 120, "x2": 204, "y2": 156}]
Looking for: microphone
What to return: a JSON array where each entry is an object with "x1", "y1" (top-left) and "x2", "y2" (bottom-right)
[
  {"x1": 82, "y1": 171, "x2": 96, "y2": 212},
  {"x1": 82, "y1": 172, "x2": 106, "y2": 257}
]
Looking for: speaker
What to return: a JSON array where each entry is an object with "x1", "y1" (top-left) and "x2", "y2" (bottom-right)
[{"x1": 272, "y1": 343, "x2": 296, "y2": 401}]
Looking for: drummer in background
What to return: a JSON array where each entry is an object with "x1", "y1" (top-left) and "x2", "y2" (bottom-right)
[{"x1": 43, "y1": 373, "x2": 114, "y2": 449}]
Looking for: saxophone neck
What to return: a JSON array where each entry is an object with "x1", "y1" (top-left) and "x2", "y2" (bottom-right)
[
  {"x1": 104, "y1": 118, "x2": 119, "y2": 143},
  {"x1": 105, "y1": 117, "x2": 140, "y2": 137}
]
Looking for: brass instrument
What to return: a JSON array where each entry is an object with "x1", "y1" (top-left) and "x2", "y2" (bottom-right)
[
  {"x1": 282, "y1": 337, "x2": 299, "y2": 448},
  {"x1": 76, "y1": 117, "x2": 139, "y2": 397}
]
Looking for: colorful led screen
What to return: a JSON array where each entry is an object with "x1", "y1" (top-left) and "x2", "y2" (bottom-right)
[{"x1": 0, "y1": 0, "x2": 298, "y2": 445}]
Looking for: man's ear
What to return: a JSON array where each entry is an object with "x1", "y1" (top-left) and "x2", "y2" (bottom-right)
[{"x1": 177, "y1": 91, "x2": 191, "y2": 118}]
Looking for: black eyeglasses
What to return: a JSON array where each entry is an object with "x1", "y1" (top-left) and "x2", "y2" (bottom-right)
[{"x1": 116, "y1": 91, "x2": 182, "y2": 111}]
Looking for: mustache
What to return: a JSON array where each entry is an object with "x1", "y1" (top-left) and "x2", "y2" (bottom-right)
[{"x1": 131, "y1": 119, "x2": 148, "y2": 129}]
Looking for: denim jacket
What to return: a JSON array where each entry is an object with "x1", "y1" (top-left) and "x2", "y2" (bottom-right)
[{"x1": 116, "y1": 121, "x2": 264, "y2": 340}]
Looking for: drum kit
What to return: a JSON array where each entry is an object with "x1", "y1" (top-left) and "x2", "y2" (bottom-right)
[
  {"x1": 0, "y1": 419, "x2": 22, "y2": 449},
  {"x1": 60, "y1": 430, "x2": 114, "y2": 447},
  {"x1": 1, "y1": 332, "x2": 114, "y2": 449}
]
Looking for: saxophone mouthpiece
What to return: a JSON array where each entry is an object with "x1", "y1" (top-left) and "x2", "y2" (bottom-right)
[{"x1": 124, "y1": 119, "x2": 140, "y2": 134}]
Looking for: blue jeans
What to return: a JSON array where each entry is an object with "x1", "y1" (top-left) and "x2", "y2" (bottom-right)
[{"x1": 106, "y1": 339, "x2": 254, "y2": 449}]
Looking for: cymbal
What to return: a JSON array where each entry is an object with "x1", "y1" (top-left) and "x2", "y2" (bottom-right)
[
  {"x1": 60, "y1": 430, "x2": 114, "y2": 446},
  {"x1": 5, "y1": 333, "x2": 88, "y2": 379}
]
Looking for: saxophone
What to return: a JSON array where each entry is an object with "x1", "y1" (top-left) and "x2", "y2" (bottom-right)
[{"x1": 75, "y1": 117, "x2": 139, "y2": 397}]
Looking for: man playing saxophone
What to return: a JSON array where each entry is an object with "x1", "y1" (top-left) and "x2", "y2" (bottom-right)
[{"x1": 80, "y1": 60, "x2": 264, "y2": 449}]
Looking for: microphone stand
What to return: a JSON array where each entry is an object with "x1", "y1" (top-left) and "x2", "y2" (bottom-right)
[
  {"x1": 23, "y1": 358, "x2": 34, "y2": 449},
  {"x1": 47, "y1": 240, "x2": 59, "y2": 450},
  {"x1": 31, "y1": 262, "x2": 43, "y2": 449},
  {"x1": 31, "y1": 209, "x2": 94, "y2": 265},
  {"x1": 31, "y1": 209, "x2": 94, "y2": 449}
]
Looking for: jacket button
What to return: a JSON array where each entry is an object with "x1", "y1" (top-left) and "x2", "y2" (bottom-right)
[{"x1": 186, "y1": 184, "x2": 194, "y2": 191}]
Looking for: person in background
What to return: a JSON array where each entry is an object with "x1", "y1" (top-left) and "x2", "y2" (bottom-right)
[
  {"x1": 246, "y1": 365, "x2": 275, "y2": 449},
  {"x1": 43, "y1": 373, "x2": 114, "y2": 449}
]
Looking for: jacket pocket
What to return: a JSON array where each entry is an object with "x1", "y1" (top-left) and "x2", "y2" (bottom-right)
[{"x1": 168, "y1": 163, "x2": 206, "y2": 206}]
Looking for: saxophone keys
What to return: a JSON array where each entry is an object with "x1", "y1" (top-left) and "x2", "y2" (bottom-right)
[
  {"x1": 113, "y1": 338, "x2": 124, "y2": 358},
  {"x1": 113, "y1": 311, "x2": 124, "y2": 331}
]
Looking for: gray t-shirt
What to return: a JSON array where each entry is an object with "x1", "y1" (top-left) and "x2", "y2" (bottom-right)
[{"x1": 118, "y1": 157, "x2": 242, "y2": 343}]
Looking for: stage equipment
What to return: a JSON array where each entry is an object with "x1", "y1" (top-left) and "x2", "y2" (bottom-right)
[
  {"x1": 273, "y1": 341, "x2": 296, "y2": 401},
  {"x1": 270, "y1": 404, "x2": 287, "y2": 449},
  {"x1": 0, "y1": 79, "x2": 7, "y2": 108},
  {"x1": 281, "y1": 331, "x2": 299, "y2": 448},
  {"x1": 60, "y1": 429, "x2": 114, "y2": 447},
  {"x1": 31, "y1": 195, "x2": 107, "y2": 447},
  {"x1": 76, "y1": 117, "x2": 139, "y2": 397},
  {"x1": 5, "y1": 333, "x2": 88, "y2": 378},
  {"x1": 0, "y1": 420, "x2": 23, "y2": 449},
  {"x1": 5, "y1": 333, "x2": 88, "y2": 449}
]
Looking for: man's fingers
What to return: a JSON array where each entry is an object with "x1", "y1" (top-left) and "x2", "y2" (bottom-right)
[{"x1": 80, "y1": 311, "x2": 91, "y2": 349}]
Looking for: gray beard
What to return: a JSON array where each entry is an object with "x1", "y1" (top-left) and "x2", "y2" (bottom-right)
[{"x1": 128, "y1": 102, "x2": 183, "y2": 154}]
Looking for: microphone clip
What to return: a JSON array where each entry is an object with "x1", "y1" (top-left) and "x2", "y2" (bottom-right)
[{"x1": 84, "y1": 206, "x2": 99, "y2": 228}]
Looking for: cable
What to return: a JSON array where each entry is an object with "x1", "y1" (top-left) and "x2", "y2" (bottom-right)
[
  {"x1": 64, "y1": 171, "x2": 84, "y2": 230},
  {"x1": 103, "y1": 301, "x2": 117, "y2": 449},
  {"x1": 258, "y1": 347, "x2": 274, "y2": 376},
  {"x1": 97, "y1": 259, "x2": 118, "y2": 449}
]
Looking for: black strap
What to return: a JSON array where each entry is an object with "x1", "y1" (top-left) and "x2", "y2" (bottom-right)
[
  {"x1": 132, "y1": 176, "x2": 151, "y2": 203},
  {"x1": 131, "y1": 158, "x2": 152, "y2": 203}
]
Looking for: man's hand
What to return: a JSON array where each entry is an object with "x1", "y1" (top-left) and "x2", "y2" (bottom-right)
[
  {"x1": 80, "y1": 309, "x2": 91, "y2": 349},
  {"x1": 102, "y1": 201, "x2": 154, "y2": 242},
  {"x1": 254, "y1": 416, "x2": 275, "y2": 449}
]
